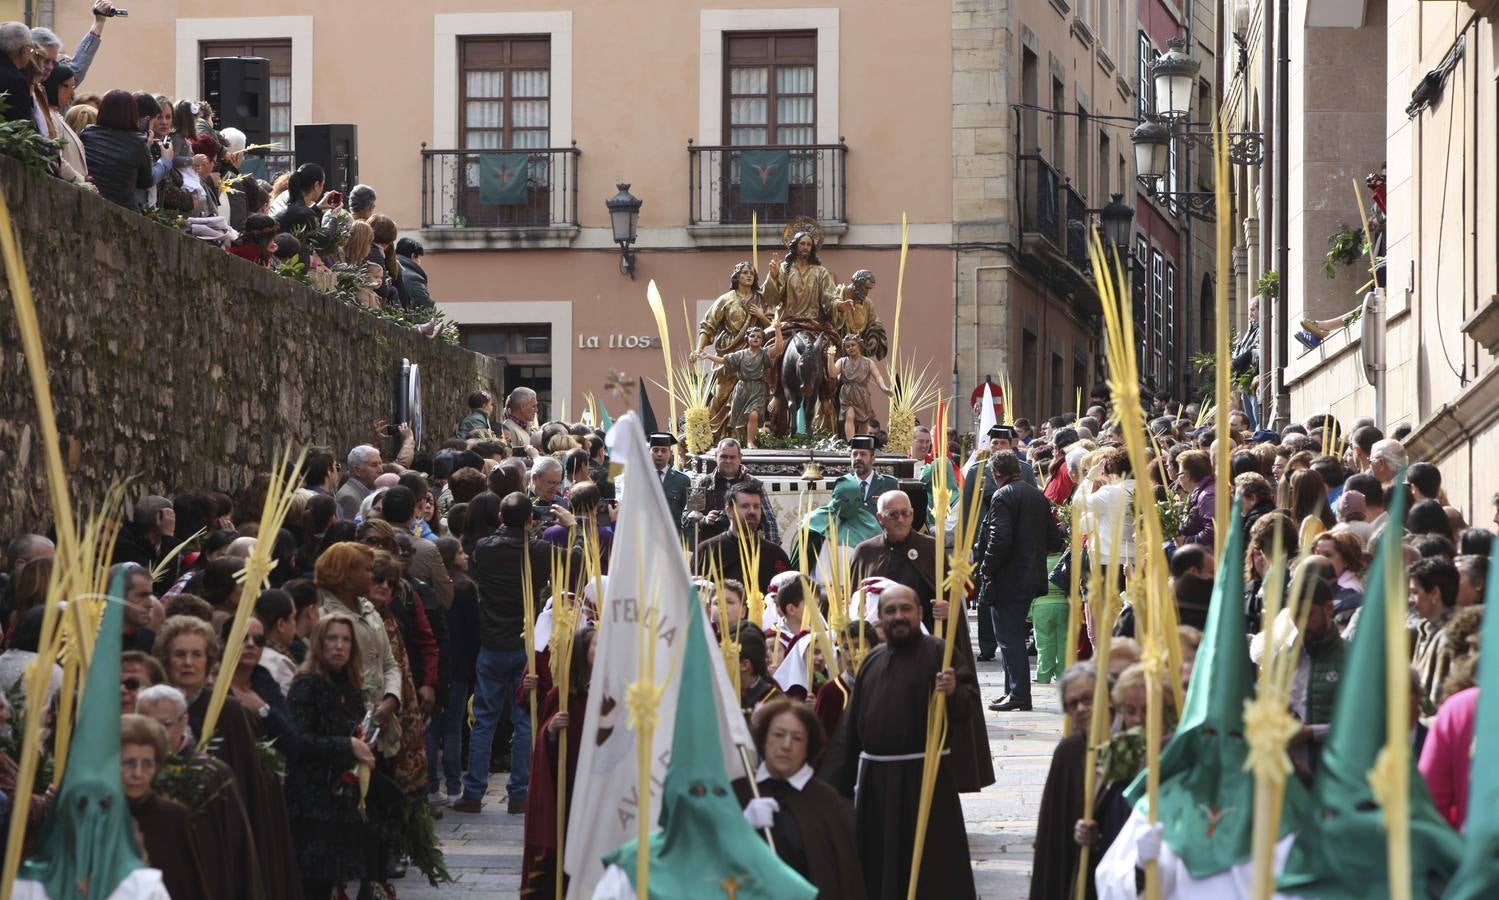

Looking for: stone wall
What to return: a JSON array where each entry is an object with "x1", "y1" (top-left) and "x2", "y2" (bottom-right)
[{"x1": 0, "y1": 156, "x2": 504, "y2": 537}]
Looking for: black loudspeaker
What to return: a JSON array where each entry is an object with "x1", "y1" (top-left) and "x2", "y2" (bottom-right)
[
  {"x1": 898, "y1": 478, "x2": 929, "y2": 531},
  {"x1": 202, "y1": 57, "x2": 270, "y2": 146},
  {"x1": 294, "y1": 124, "x2": 359, "y2": 195}
]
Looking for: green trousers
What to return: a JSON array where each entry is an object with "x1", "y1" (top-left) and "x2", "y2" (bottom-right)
[{"x1": 1029, "y1": 599, "x2": 1070, "y2": 683}]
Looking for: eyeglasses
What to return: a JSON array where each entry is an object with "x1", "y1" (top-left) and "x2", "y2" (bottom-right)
[
  {"x1": 882, "y1": 510, "x2": 913, "y2": 519},
  {"x1": 360, "y1": 536, "x2": 389, "y2": 547},
  {"x1": 121, "y1": 677, "x2": 142, "y2": 691},
  {"x1": 1063, "y1": 696, "x2": 1092, "y2": 711},
  {"x1": 245, "y1": 634, "x2": 267, "y2": 647}
]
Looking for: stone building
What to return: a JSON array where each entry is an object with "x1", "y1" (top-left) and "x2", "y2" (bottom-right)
[{"x1": 1223, "y1": 0, "x2": 1499, "y2": 520}]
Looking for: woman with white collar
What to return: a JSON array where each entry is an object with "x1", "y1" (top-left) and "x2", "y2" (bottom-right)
[{"x1": 744, "y1": 698, "x2": 865, "y2": 900}]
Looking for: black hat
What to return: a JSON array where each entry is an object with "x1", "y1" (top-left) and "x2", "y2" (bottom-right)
[
  {"x1": 648, "y1": 433, "x2": 677, "y2": 448},
  {"x1": 848, "y1": 435, "x2": 876, "y2": 451},
  {"x1": 987, "y1": 425, "x2": 1016, "y2": 440}
]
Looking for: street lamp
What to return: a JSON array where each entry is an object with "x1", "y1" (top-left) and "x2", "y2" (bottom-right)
[
  {"x1": 1099, "y1": 193, "x2": 1135, "y2": 249},
  {"x1": 1131, "y1": 120, "x2": 1171, "y2": 184},
  {"x1": 606, "y1": 182, "x2": 642, "y2": 279},
  {"x1": 1151, "y1": 37, "x2": 1200, "y2": 120}
]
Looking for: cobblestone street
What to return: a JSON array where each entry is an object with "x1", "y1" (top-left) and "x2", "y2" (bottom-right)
[{"x1": 403, "y1": 639, "x2": 1059, "y2": 899}]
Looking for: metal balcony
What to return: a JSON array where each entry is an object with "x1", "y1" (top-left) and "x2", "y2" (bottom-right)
[
  {"x1": 687, "y1": 142, "x2": 847, "y2": 226},
  {"x1": 420, "y1": 145, "x2": 581, "y2": 230}
]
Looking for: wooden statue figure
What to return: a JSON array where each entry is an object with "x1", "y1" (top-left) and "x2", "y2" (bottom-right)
[
  {"x1": 694, "y1": 324, "x2": 784, "y2": 449},
  {"x1": 829, "y1": 333, "x2": 891, "y2": 439}
]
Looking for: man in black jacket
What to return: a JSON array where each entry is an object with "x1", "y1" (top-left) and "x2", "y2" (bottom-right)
[
  {"x1": 112, "y1": 495, "x2": 178, "y2": 594},
  {"x1": 0, "y1": 22, "x2": 37, "y2": 125},
  {"x1": 457, "y1": 491, "x2": 552, "y2": 815},
  {"x1": 978, "y1": 451, "x2": 1061, "y2": 712},
  {"x1": 396, "y1": 238, "x2": 434, "y2": 309}
]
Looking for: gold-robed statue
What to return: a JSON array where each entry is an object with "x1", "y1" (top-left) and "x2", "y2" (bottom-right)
[{"x1": 696, "y1": 261, "x2": 775, "y2": 437}]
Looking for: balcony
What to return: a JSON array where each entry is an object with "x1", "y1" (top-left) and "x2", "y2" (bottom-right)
[
  {"x1": 419, "y1": 145, "x2": 581, "y2": 250},
  {"x1": 686, "y1": 142, "x2": 847, "y2": 245},
  {"x1": 1018, "y1": 154, "x2": 1098, "y2": 308}
]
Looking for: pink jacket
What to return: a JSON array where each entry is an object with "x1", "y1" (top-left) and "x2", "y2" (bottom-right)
[{"x1": 1419, "y1": 686, "x2": 1477, "y2": 829}]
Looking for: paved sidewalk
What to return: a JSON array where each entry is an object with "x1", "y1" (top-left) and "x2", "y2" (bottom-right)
[{"x1": 402, "y1": 643, "x2": 1059, "y2": 899}]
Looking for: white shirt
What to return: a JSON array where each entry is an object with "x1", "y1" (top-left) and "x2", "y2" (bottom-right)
[
  {"x1": 15, "y1": 869, "x2": 170, "y2": 900},
  {"x1": 1095, "y1": 808, "x2": 1303, "y2": 900},
  {"x1": 756, "y1": 761, "x2": 814, "y2": 790}
]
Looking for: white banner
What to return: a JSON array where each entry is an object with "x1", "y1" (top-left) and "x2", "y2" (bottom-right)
[{"x1": 563, "y1": 413, "x2": 753, "y2": 898}]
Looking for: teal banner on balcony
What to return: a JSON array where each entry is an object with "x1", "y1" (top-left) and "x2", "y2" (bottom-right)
[
  {"x1": 479, "y1": 153, "x2": 531, "y2": 205},
  {"x1": 738, "y1": 149, "x2": 790, "y2": 204}
]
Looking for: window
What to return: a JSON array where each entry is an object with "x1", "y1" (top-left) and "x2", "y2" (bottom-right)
[
  {"x1": 1100, "y1": 131, "x2": 1111, "y2": 197},
  {"x1": 1134, "y1": 236, "x2": 1150, "y2": 363},
  {"x1": 1076, "y1": 105, "x2": 1089, "y2": 197},
  {"x1": 1151, "y1": 249, "x2": 1165, "y2": 385},
  {"x1": 724, "y1": 32, "x2": 815, "y2": 146},
  {"x1": 1021, "y1": 49, "x2": 1040, "y2": 153},
  {"x1": 1137, "y1": 32, "x2": 1153, "y2": 121},
  {"x1": 200, "y1": 40, "x2": 292, "y2": 175},
  {"x1": 1050, "y1": 352, "x2": 1066, "y2": 415},
  {"x1": 1165, "y1": 137, "x2": 1179, "y2": 214},
  {"x1": 1099, "y1": 0, "x2": 1110, "y2": 57},
  {"x1": 1052, "y1": 78, "x2": 1067, "y2": 165},
  {"x1": 1164, "y1": 262, "x2": 1177, "y2": 391},
  {"x1": 461, "y1": 324, "x2": 554, "y2": 420},
  {"x1": 456, "y1": 36, "x2": 552, "y2": 226},
  {"x1": 460, "y1": 36, "x2": 551, "y2": 150},
  {"x1": 1022, "y1": 329, "x2": 1041, "y2": 421}
]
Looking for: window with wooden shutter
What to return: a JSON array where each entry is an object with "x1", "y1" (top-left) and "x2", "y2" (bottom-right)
[
  {"x1": 454, "y1": 36, "x2": 553, "y2": 227},
  {"x1": 723, "y1": 32, "x2": 815, "y2": 147}
]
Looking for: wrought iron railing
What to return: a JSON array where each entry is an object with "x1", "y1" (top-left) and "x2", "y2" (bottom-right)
[
  {"x1": 420, "y1": 145, "x2": 581, "y2": 229},
  {"x1": 1063, "y1": 184, "x2": 1088, "y2": 266},
  {"x1": 687, "y1": 142, "x2": 847, "y2": 226},
  {"x1": 1018, "y1": 154, "x2": 1062, "y2": 248}
]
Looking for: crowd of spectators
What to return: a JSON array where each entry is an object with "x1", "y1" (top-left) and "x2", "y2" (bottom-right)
[
  {"x1": 0, "y1": 5, "x2": 444, "y2": 340},
  {"x1": 1022, "y1": 386, "x2": 1498, "y2": 898}
]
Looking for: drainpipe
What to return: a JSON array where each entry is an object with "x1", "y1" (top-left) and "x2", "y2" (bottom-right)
[
  {"x1": 1273, "y1": 0, "x2": 1291, "y2": 428},
  {"x1": 1257, "y1": 0, "x2": 1275, "y2": 427}
]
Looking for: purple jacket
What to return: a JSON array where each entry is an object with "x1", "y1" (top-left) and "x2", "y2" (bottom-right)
[{"x1": 1179, "y1": 476, "x2": 1217, "y2": 547}]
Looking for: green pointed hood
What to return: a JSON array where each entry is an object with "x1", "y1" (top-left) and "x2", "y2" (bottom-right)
[
  {"x1": 792, "y1": 478, "x2": 881, "y2": 561},
  {"x1": 1123, "y1": 513, "x2": 1308, "y2": 877},
  {"x1": 1441, "y1": 533, "x2": 1499, "y2": 900},
  {"x1": 18, "y1": 566, "x2": 145, "y2": 900},
  {"x1": 1279, "y1": 472, "x2": 1461, "y2": 898},
  {"x1": 602, "y1": 589, "x2": 816, "y2": 899}
]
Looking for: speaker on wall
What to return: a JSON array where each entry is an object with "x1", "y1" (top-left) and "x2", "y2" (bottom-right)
[
  {"x1": 294, "y1": 124, "x2": 359, "y2": 195},
  {"x1": 202, "y1": 57, "x2": 269, "y2": 146}
]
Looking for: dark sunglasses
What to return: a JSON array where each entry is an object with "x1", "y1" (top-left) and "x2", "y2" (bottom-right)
[
  {"x1": 246, "y1": 633, "x2": 267, "y2": 647},
  {"x1": 122, "y1": 677, "x2": 142, "y2": 691}
]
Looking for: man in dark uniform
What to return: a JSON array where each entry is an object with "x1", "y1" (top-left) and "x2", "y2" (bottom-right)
[
  {"x1": 648, "y1": 432, "x2": 692, "y2": 537},
  {"x1": 837, "y1": 435, "x2": 899, "y2": 516}
]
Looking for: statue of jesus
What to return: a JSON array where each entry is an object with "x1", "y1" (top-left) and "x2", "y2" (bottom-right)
[{"x1": 761, "y1": 229, "x2": 840, "y2": 324}]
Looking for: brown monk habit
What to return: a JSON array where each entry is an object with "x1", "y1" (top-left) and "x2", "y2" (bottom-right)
[
  {"x1": 188, "y1": 689, "x2": 303, "y2": 899},
  {"x1": 130, "y1": 792, "x2": 214, "y2": 900},
  {"x1": 849, "y1": 531, "x2": 995, "y2": 794},
  {"x1": 820, "y1": 634, "x2": 979, "y2": 900},
  {"x1": 1029, "y1": 732, "x2": 1087, "y2": 900},
  {"x1": 155, "y1": 747, "x2": 265, "y2": 900}
]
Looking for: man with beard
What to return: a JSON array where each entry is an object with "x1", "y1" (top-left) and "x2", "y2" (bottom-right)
[
  {"x1": 693, "y1": 484, "x2": 793, "y2": 594},
  {"x1": 829, "y1": 268, "x2": 889, "y2": 360},
  {"x1": 136, "y1": 683, "x2": 267, "y2": 900},
  {"x1": 836, "y1": 435, "x2": 899, "y2": 516},
  {"x1": 762, "y1": 228, "x2": 839, "y2": 324},
  {"x1": 823, "y1": 583, "x2": 978, "y2": 900}
]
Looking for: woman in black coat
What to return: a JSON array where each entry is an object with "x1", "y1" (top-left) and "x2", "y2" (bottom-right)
[
  {"x1": 80, "y1": 90, "x2": 152, "y2": 211},
  {"x1": 286, "y1": 611, "x2": 379, "y2": 900}
]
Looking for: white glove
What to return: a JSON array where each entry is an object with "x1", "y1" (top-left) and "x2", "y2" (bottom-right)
[
  {"x1": 1136, "y1": 821, "x2": 1164, "y2": 863},
  {"x1": 743, "y1": 797, "x2": 780, "y2": 830}
]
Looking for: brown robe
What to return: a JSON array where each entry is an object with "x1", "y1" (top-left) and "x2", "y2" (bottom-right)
[
  {"x1": 131, "y1": 792, "x2": 213, "y2": 900},
  {"x1": 156, "y1": 748, "x2": 265, "y2": 900},
  {"x1": 189, "y1": 689, "x2": 303, "y2": 900},
  {"x1": 1029, "y1": 733, "x2": 1087, "y2": 900},
  {"x1": 756, "y1": 774, "x2": 866, "y2": 900},
  {"x1": 821, "y1": 635, "x2": 979, "y2": 900},
  {"x1": 848, "y1": 531, "x2": 996, "y2": 793}
]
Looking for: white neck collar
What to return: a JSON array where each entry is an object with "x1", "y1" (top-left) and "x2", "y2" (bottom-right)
[{"x1": 756, "y1": 761, "x2": 814, "y2": 791}]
